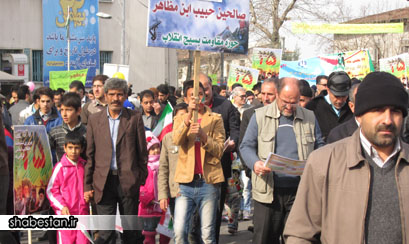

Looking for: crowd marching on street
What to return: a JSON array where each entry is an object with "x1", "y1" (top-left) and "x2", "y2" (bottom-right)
[{"x1": 1, "y1": 70, "x2": 409, "y2": 244}]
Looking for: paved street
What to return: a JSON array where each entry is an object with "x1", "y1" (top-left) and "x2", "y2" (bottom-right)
[{"x1": 21, "y1": 219, "x2": 253, "y2": 243}]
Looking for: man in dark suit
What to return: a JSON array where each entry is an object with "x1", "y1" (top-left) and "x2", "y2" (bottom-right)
[
  {"x1": 84, "y1": 78, "x2": 148, "y2": 244},
  {"x1": 327, "y1": 83, "x2": 360, "y2": 143}
]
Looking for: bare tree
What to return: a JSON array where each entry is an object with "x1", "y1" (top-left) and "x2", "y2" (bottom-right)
[{"x1": 249, "y1": 0, "x2": 337, "y2": 48}]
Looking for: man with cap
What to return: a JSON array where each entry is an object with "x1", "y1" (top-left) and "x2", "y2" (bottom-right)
[
  {"x1": 298, "y1": 79, "x2": 313, "y2": 108},
  {"x1": 305, "y1": 71, "x2": 353, "y2": 141},
  {"x1": 326, "y1": 82, "x2": 360, "y2": 143},
  {"x1": 284, "y1": 71, "x2": 409, "y2": 243}
]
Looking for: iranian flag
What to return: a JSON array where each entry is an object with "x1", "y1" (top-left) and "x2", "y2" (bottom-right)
[{"x1": 153, "y1": 102, "x2": 173, "y2": 141}]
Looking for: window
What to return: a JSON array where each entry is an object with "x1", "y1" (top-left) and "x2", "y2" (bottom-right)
[
  {"x1": 100, "y1": 51, "x2": 112, "y2": 74},
  {"x1": 32, "y1": 50, "x2": 43, "y2": 82}
]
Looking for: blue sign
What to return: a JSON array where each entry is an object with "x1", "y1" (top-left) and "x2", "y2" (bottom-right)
[
  {"x1": 279, "y1": 58, "x2": 326, "y2": 85},
  {"x1": 147, "y1": 0, "x2": 249, "y2": 54},
  {"x1": 42, "y1": 0, "x2": 99, "y2": 88}
]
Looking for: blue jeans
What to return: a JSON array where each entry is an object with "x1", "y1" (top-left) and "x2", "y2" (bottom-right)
[
  {"x1": 240, "y1": 170, "x2": 252, "y2": 212},
  {"x1": 174, "y1": 179, "x2": 220, "y2": 244}
]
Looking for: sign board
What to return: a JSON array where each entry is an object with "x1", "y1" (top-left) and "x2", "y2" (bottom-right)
[
  {"x1": 280, "y1": 50, "x2": 374, "y2": 84},
  {"x1": 13, "y1": 125, "x2": 53, "y2": 215},
  {"x1": 43, "y1": 0, "x2": 100, "y2": 87},
  {"x1": 252, "y1": 48, "x2": 282, "y2": 78},
  {"x1": 379, "y1": 53, "x2": 409, "y2": 84},
  {"x1": 227, "y1": 65, "x2": 259, "y2": 90},
  {"x1": 49, "y1": 69, "x2": 88, "y2": 90},
  {"x1": 103, "y1": 63, "x2": 130, "y2": 81},
  {"x1": 147, "y1": 0, "x2": 250, "y2": 54}
]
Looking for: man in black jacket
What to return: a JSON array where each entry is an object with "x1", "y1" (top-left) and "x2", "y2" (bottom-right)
[
  {"x1": 200, "y1": 74, "x2": 240, "y2": 243},
  {"x1": 305, "y1": 71, "x2": 353, "y2": 141},
  {"x1": 327, "y1": 82, "x2": 360, "y2": 143}
]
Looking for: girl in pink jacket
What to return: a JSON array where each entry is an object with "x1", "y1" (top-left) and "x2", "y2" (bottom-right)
[
  {"x1": 139, "y1": 131, "x2": 170, "y2": 244},
  {"x1": 47, "y1": 133, "x2": 89, "y2": 244}
]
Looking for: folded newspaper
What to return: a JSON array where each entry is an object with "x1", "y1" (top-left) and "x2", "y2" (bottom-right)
[{"x1": 263, "y1": 153, "x2": 306, "y2": 176}]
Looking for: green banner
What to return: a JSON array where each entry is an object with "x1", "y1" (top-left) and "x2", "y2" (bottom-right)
[
  {"x1": 49, "y1": 69, "x2": 88, "y2": 90},
  {"x1": 227, "y1": 65, "x2": 259, "y2": 90},
  {"x1": 252, "y1": 48, "x2": 282, "y2": 78},
  {"x1": 379, "y1": 53, "x2": 409, "y2": 82},
  {"x1": 209, "y1": 74, "x2": 219, "y2": 85},
  {"x1": 292, "y1": 22, "x2": 404, "y2": 34}
]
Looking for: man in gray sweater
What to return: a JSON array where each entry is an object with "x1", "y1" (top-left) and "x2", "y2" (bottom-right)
[{"x1": 240, "y1": 77, "x2": 324, "y2": 244}]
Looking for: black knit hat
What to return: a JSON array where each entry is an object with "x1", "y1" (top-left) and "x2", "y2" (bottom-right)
[{"x1": 354, "y1": 71, "x2": 408, "y2": 117}]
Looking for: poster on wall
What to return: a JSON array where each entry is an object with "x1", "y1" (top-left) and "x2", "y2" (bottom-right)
[
  {"x1": 42, "y1": 0, "x2": 100, "y2": 88},
  {"x1": 147, "y1": 0, "x2": 250, "y2": 54},
  {"x1": 13, "y1": 125, "x2": 53, "y2": 215},
  {"x1": 252, "y1": 48, "x2": 282, "y2": 78},
  {"x1": 227, "y1": 65, "x2": 259, "y2": 90}
]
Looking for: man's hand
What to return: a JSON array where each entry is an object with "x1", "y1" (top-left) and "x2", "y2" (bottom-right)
[
  {"x1": 61, "y1": 207, "x2": 70, "y2": 215},
  {"x1": 190, "y1": 123, "x2": 207, "y2": 143},
  {"x1": 184, "y1": 97, "x2": 199, "y2": 126},
  {"x1": 225, "y1": 140, "x2": 236, "y2": 152},
  {"x1": 160, "y1": 199, "x2": 168, "y2": 212},
  {"x1": 253, "y1": 161, "x2": 272, "y2": 176},
  {"x1": 84, "y1": 190, "x2": 94, "y2": 203}
]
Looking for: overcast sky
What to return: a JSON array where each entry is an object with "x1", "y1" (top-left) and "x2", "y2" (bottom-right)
[{"x1": 282, "y1": 0, "x2": 409, "y2": 59}]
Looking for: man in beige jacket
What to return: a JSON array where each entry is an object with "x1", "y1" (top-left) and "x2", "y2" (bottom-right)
[
  {"x1": 172, "y1": 80, "x2": 225, "y2": 244},
  {"x1": 284, "y1": 71, "x2": 409, "y2": 244}
]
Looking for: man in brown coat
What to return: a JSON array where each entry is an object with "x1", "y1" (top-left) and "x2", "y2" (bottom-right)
[
  {"x1": 284, "y1": 72, "x2": 409, "y2": 243},
  {"x1": 84, "y1": 78, "x2": 148, "y2": 244}
]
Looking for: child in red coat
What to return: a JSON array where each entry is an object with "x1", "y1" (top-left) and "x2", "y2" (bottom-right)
[{"x1": 139, "y1": 131, "x2": 170, "y2": 244}]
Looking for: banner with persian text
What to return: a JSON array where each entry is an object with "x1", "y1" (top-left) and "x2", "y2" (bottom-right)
[
  {"x1": 42, "y1": 0, "x2": 99, "y2": 87},
  {"x1": 227, "y1": 65, "x2": 259, "y2": 90},
  {"x1": 280, "y1": 50, "x2": 374, "y2": 84},
  {"x1": 49, "y1": 69, "x2": 88, "y2": 90},
  {"x1": 147, "y1": 0, "x2": 250, "y2": 54}
]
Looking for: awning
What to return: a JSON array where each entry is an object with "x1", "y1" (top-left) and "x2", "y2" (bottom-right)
[{"x1": 0, "y1": 70, "x2": 25, "y2": 82}]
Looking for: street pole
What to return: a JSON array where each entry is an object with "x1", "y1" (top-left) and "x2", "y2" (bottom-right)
[
  {"x1": 121, "y1": 0, "x2": 126, "y2": 64},
  {"x1": 66, "y1": 6, "x2": 71, "y2": 71}
]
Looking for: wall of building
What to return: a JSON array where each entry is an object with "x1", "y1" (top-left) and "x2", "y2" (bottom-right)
[{"x1": 0, "y1": 0, "x2": 178, "y2": 90}]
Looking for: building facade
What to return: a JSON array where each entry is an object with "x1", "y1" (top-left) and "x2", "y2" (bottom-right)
[{"x1": 0, "y1": 0, "x2": 178, "y2": 90}]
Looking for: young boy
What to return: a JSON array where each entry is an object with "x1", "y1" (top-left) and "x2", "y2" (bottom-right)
[
  {"x1": 47, "y1": 132, "x2": 89, "y2": 244},
  {"x1": 49, "y1": 92, "x2": 87, "y2": 163}
]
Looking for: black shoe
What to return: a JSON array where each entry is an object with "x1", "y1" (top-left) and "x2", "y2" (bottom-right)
[{"x1": 247, "y1": 225, "x2": 254, "y2": 232}]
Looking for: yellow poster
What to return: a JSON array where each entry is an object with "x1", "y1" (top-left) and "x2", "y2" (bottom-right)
[{"x1": 292, "y1": 23, "x2": 404, "y2": 34}]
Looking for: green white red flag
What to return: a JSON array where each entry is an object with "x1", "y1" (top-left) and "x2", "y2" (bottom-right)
[{"x1": 153, "y1": 102, "x2": 173, "y2": 141}]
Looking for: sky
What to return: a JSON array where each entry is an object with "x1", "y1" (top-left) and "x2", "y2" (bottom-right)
[{"x1": 281, "y1": 0, "x2": 409, "y2": 59}]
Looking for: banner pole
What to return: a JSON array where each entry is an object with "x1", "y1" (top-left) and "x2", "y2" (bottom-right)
[
  {"x1": 193, "y1": 51, "x2": 201, "y2": 123},
  {"x1": 28, "y1": 230, "x2": 32, "y2": 244}
]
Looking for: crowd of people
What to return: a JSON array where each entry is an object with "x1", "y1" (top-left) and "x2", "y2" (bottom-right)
[{"x1": 0, "y1": 70, "x2": 408, "y2": 244}]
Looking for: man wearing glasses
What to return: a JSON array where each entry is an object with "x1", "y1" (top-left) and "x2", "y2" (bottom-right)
[
  {"x1": 231, "y1": 86, "x2": 251, "y2": 119},
  {"x1": 81, "y1": 74, "x2": 109, "y2": 125},
  {"x1": 240, "y1": 77, "x2": 325, "y2": 244},
  {"x1": 315, "y1": 75, "x2": 328, "y2": 96},
  {"x1": 305, "y1": 71, "x2": 353, "y2": 141}
]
